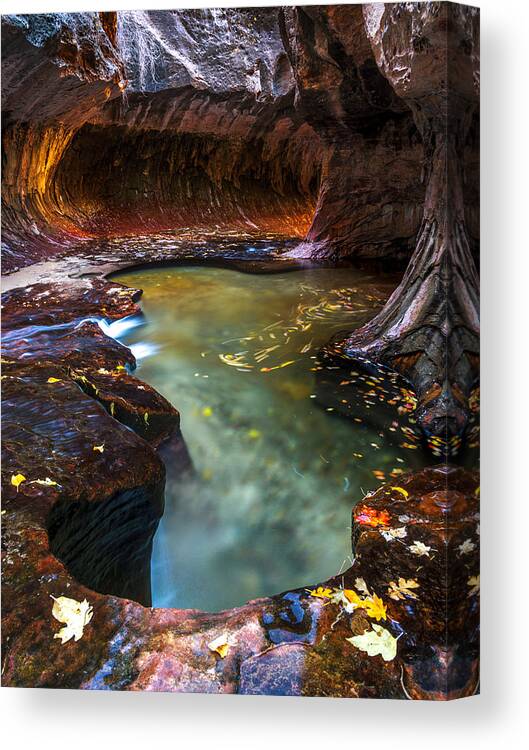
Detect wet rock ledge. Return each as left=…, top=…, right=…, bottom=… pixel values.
left=1, top=278, right=478, bottom=697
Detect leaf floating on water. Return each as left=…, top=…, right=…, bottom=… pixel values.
left=219, top=353, right=252, bottom=369
left=144, top=412, right=149, bottom=424
left=260, top=360, right=296, bottom=373
left=11, top=473, right=26, bottom=491
left=93, top=444, right=105, bottom=453
left=347, top=624, right=398, bottom=662
left=387, top=578, right=420, bottom=601
left=51, top=595, right=93, bottom=644
left=247, top=429, right=261, bottom=439
left=208, top=633, right=230, bottom=658
left=109, top=402, right=115, bottom=416
left=47, top=377, right=62, bottom=384
left=202, top=406, right=213, bottom=417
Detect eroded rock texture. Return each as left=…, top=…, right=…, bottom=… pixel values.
left=1, top=9, right=321, bottom=269
left=1, top=5, right=479, bottom=696
left=336, top=3, right=480, bottom=453
left=280, top=4, right=424, bottom=260
left=2, top=354, right=479, bottom=702
left=1, top=5, right=479, bottom=445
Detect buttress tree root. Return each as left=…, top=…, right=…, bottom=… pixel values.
left=331, top=3, right=480, bottom=455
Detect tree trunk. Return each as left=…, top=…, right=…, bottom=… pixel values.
left=335, top=130, right=479, bottom=450
left=329, top=3, right=481, bottom=454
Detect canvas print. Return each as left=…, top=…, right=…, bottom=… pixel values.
left=1, top=3, right=480, bottom=698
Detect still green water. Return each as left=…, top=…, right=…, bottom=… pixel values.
left=115, top=264, right=423, bottom=611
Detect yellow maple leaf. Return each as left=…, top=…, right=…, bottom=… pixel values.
left=51, top=595, right=93, bottom=644
left=347, top=624, right=398, bottom=661
left=208, top=633, right=230, bottom=658
left=11, top=473, right=26, bottom=491
left=363, top=593, right=388, bottom=621
left=343, top=589, right=363, bottom=607
left=307, top=586, right=333, bottom=599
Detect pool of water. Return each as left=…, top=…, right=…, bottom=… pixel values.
left=115, top=263, right=426, bottom=611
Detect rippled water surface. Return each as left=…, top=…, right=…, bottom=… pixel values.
left=115, top=263, right=425, bottom=611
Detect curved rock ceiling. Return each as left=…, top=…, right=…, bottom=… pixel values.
left=1, top=6, right=466, bottom=271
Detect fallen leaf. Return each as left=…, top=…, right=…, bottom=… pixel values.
left=51, top=595, right=93, bottom=644
left=381, top=526, right=407, bottom=542
left=347, top=624, right=398, bottom=661
left=355, top=577, right=370, bottom=596
left=387, top=578, right=420, bottom=600
left=93, top=444, right=105, bottom=453
left=260, top=360, right=296, bottom=373
left=247, top=429, right=261, bottom=439
left=467, top=575, right=480, bottom=596
left=362, top=593, right=388, bottom=622
left=458, top=539, right=476, bottom=555
left=307, top=586, right=333, bottom=599
left=208, top=633, right=230, bottom=658
left=355, top=505, right=391, bottom=527
left=390, top=486, right=409, bottom=498
left=342, top=589, right=364, bottom=610
left=31, top=477, right=59, bottom=487
left=202, top=406, right=213, bottom=417
left=47, top=377, right=62, bottom=384
left=328, top=588, right=352, bottom=606
left=408, top=541, right=432, bottom=557
left=11, top=473, right=26, bottom=491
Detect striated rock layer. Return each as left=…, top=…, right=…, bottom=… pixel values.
left=1, top=5, right=479, bottom=695
left=1, top=5, right=479, bottom=446
left=1, top=9, right=321, bottom=269
left=1, top=6, right=432, bottom=270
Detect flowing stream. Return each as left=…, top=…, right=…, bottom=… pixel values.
left=115, top=262, right=426, bottom=611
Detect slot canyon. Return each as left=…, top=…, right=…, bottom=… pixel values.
left=1, top=4, right=479, bottom=697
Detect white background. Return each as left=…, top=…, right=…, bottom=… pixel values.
left=1, top=0, right=527, bottom=746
